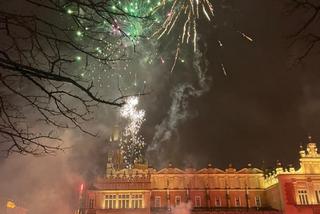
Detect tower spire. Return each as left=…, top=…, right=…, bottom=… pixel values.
left=299, top=136, right=320, bottom=173
left=106, top=124, right=124, bottom=177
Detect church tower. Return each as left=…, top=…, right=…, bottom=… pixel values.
left=106, top=125, right=124, bottom=177
left=299, top=136, right=320, bottom=174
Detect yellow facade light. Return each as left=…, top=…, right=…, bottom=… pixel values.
left=6, top=200, right=16, bottom=209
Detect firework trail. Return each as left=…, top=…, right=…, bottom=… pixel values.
left=152, top=0, right=215, bottom=71
left=153, top=0, right=214, bottom=51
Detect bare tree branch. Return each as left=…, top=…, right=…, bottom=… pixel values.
left=0, top=0, right=150, bottom=156
left=286, top=0, right=320, bottom=62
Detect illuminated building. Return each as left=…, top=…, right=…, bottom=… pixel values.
left=80, top=132, right=320, bottom=214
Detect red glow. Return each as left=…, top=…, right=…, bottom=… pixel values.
left=80, top=183, right=84, bottom=192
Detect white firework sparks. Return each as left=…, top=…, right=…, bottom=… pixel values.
left=120, top=96, right=146, bottom=166
left=120, top=97, right=145, bottom=138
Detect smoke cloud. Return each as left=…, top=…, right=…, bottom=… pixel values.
left=172, top=202, right=193, bottom=214
left=147, top=43, right=211, bottom=166
left=0, top=128, right=111, bottom=214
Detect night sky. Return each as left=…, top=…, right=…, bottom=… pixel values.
left=142, top=0, right=320, bottom=169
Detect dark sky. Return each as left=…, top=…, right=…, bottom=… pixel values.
left=142, top=0, right=320, bottom=169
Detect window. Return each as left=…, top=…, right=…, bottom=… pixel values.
left=118, top=195, right=122, bottom=208
left=126, top=195, right=130, bottom=208
left=175, top=196, right=181, bottom=206
left=316, top=190, right=320, bottom=204
left=105, top=194, right=116, bottom=209
left=298, top=190, right=309, bottom=205
left=105, top=193, right=144, bottom=209
left=235, top=197, right=241, bottom=207
left=155, top=196, right=161, bottom=208
left=89, top=198, right=94, bottom=208
left=195, top=196, right=201, bottom=207
left=255, top=196, right=261, bottom=207
left=132, top=194, right=143, bottom=208
left=215, top=197, right=221, bottom=207
left=118, top=194, right=130, bottom=209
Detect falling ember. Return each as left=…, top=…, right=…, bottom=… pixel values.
left=221, top=63, right=227, bottom=76
left=238, top=31, right=254, bottom=42
left=170, top=45, right=180, bottom=73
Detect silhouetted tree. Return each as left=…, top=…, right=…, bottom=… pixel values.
left=0, top=0, right=146, bottom=155
left=287, top=0, right=320, bottom=62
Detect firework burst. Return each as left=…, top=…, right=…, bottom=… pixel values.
left=152, top=0, right=214, bottom=52
left=119, top=97, right=146, bottom=167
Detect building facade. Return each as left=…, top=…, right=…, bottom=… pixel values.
left=80, top=135, right=320, bottom=214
